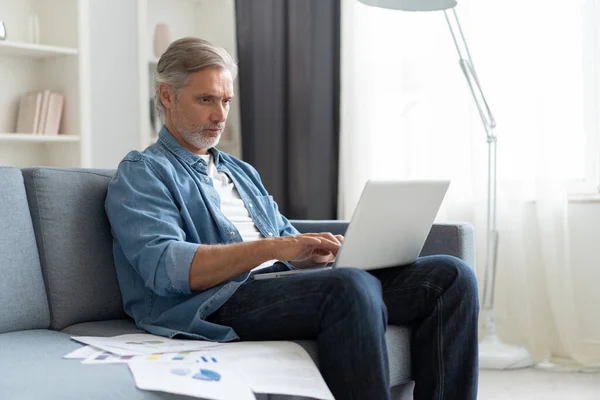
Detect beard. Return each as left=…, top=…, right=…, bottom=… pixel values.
left=172, top=106, right=224, bottom=151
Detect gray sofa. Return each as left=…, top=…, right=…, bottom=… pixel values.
left=0, top=166, right=475, bottom=400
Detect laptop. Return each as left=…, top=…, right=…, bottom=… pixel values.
left=253, top=180, right=450, bottom=280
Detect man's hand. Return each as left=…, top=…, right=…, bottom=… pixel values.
left=307, top=234, right=344, bottom=264
left=189, top=232, right=343, bottom=291
left=269, top=233, right=344, bottom=267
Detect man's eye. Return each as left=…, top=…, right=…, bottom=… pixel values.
left=200, top=98, right=211, bottom=103
left=223, top=99, right=231, bottom=105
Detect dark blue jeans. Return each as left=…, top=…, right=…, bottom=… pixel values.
left=207, top=255, right=479, bottom=400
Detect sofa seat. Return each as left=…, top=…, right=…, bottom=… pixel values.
left=0, top=329, right=185, bottom=400
left=62, top=319, right=413, bottom=387
left=0, top=324, right=412, bottom=400
left=60, top=318, right=146, bottom=337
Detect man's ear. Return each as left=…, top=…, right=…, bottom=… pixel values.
left=159, top=83, right=175, bottom=112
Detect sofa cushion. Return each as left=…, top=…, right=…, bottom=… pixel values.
left=384, top=325, right=412, bottom=386
left=0, top=166, right=50, bottom=333
left=62, top=318, right=144, bottom=336
left=0, top=329, right=184, bottom=399
left=0, top=329, right=412, bottom=400
left=61, top=318, right=413, bottom=388
left=22, top=168, right=125, bottom=330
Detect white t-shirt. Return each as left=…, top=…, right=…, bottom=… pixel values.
left=199, top=154, right=277, bottom=270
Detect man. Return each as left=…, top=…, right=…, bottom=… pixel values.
left=105, top=37, right=479, bottom=400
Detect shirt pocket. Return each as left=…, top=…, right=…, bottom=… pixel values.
left=255, top=195, right=279, bottom=235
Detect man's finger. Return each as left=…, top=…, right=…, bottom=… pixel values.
left=303, top=232, right=342, bottom=245
left=296, top=236, right=322, bottom=247
left=311, top=237, right=341, bottom=251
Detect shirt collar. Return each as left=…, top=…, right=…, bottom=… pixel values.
left=157, top=125, right=222, bottom=167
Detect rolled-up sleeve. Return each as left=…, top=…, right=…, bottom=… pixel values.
left=105, top=157, right=199, bottom=296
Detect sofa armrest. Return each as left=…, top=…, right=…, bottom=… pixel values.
left=420, top=222, right=475, bottom=268
left=290, top=220, right=475, bottom=268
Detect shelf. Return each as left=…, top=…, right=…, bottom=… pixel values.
left=0, top=41, right=78, bottom=59
left=0, top=133, right=80, bottom=143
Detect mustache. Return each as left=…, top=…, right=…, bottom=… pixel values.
left=203, top=124, right=224, bottom=130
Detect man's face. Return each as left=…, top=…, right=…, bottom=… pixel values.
left=163, top=67, right=234, bottom=153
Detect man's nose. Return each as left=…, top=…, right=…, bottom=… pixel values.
left=211, top=104, right=227, bottom=123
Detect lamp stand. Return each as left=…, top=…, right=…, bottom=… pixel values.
left=444, top=9, right=534, bottom=370
left=478, top=133, right=533, bottom=369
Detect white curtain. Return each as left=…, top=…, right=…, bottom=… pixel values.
left=339, top=0, right=600, bottom=367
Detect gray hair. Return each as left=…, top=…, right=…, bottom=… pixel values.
left=153, top=37, right=238, bottom=118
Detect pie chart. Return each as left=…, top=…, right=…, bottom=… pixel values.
left=192, top=369, right=221, bottom=382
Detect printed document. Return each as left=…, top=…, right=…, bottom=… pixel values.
left=128, top=361, right=256, bottom=400
left=71, top=333, right=226, bottom=356
left=63, top=345, right=100, bottom=359
left=67, top=334, right=334, bottom=400
left=223, top=342, right=334, bottom=400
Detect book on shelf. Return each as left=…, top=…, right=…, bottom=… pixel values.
left=42, top=93, right=65, bottom=135
left=37, top=90, right=51, bottom=134
left=15, top=91, right=42, bottom=134
left=15, top=90, right=65, bottom=135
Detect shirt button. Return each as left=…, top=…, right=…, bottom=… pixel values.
left=227, top=284, right=233, bottom=288
left=268, top=232, right=273, bottom=236
left=248, top=203, right=253, bottom=208
left=204, top=177, right=209, bottom=182
left=230, top=231, right=236, bottom=236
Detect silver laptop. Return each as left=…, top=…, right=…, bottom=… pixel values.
left=254, top=180, right=450, bottom=280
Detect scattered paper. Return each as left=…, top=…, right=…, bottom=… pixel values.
left=67, top=335, right=334, bottom=400
left=82, top=351, right=137, bottom=364
left=128, top=361, right=256, bottom=400
left=128, top=341, right=333, bottom=400
left=63, top=345, right=101, bottom=359
left=82, top=350, right=206, bottom=365
left=71, top=333, right=226, bottom=356
left=225, top=342, right=334, bottom=400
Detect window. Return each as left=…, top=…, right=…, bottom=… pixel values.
left=576, top=0, right=600, bottom=193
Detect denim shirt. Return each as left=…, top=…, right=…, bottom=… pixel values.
left=105, top=127, right=299, bottom=341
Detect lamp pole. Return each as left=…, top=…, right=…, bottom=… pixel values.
left=443, top=8, right=499, bottom=312
left=443, top=7, right=533, bottom=370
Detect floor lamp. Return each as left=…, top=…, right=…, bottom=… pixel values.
left=357, top=0, right=534, bottom=369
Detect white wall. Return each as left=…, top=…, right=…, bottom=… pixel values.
left=88, top=0, right=141, bottom=169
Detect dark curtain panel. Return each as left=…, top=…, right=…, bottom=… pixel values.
left=235, top=0, right=341, bottom=220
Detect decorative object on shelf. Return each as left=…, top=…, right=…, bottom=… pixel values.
left=0, top=21, right=7, bottom=40
left=29, top=14, right=40, bottom=44
left=153, top=23, right=171, bottom=59
left=357, top=0, right=533, bottom=370
left=16, top=90, right=64, bottom=135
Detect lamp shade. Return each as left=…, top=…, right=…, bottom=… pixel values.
left=358, top=0, right=456, bottom=11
